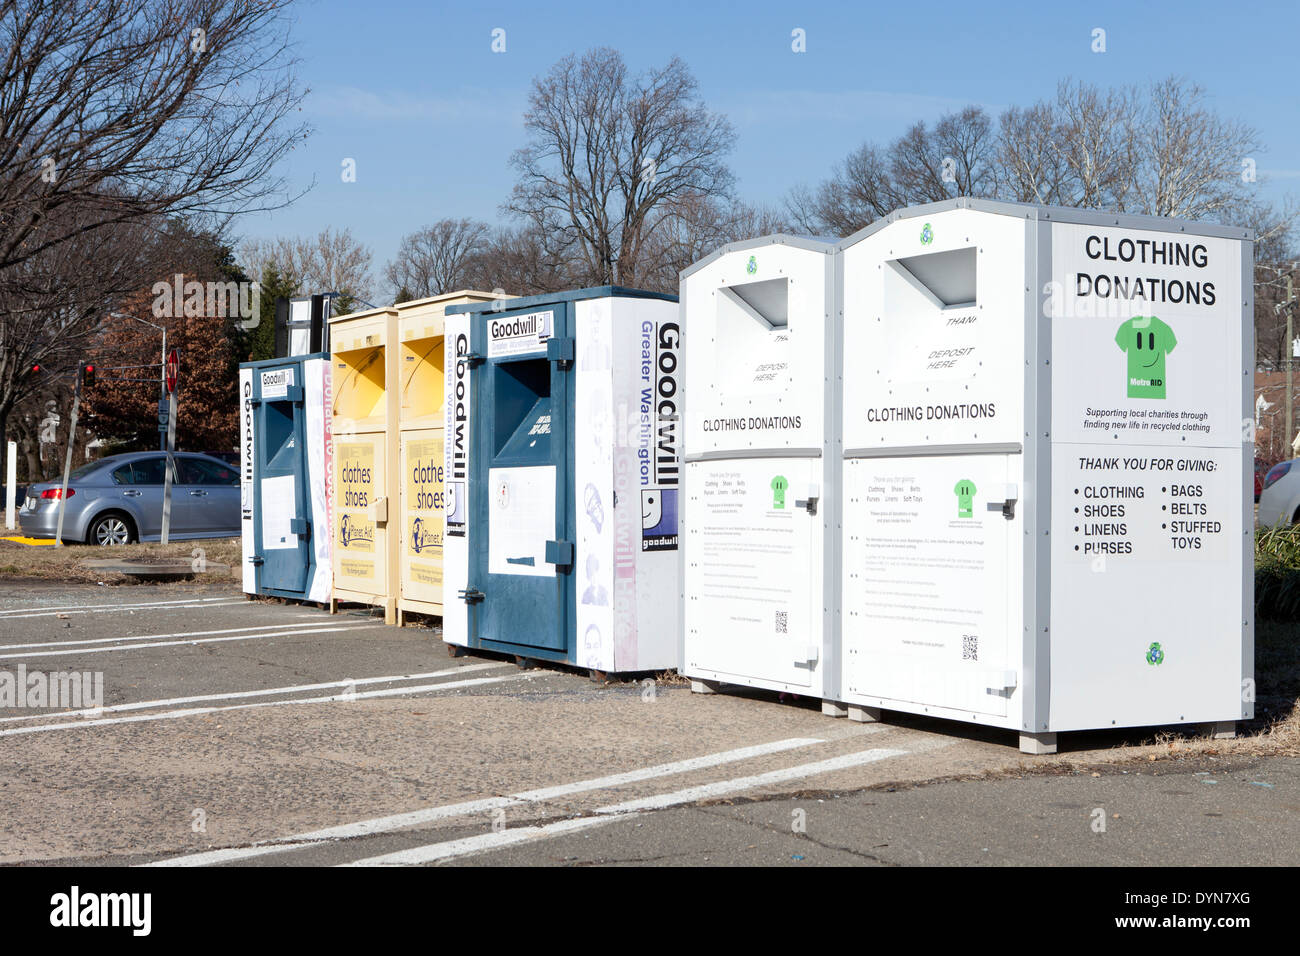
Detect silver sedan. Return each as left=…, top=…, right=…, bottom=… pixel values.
left=18, top=451, right=239, bottom=544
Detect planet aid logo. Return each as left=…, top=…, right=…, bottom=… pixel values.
left=953, top=479, right=976, bottom=518
left=1115, top=314, right=1176, bottom=399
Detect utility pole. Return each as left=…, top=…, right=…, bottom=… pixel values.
left=1288, top=275, right=1297, bottom=457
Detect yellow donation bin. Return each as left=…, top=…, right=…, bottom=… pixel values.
left=396, top=291, right=512, bottom=625
left=330, top=305, right=400, bottom=622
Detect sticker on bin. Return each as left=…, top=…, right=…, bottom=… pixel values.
left=487, top=310, right=553, bottom=358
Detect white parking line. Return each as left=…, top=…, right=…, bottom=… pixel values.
left=2, top=672, right=528, bottom=738
left=0, top=661, right=511, bottom=723
left=0, top=623, right=386, bottom=659
left=142, top=737, right=828, bottom=867
left=0, top=596, right=234, bottom=616
left=345, top=747, right=909, bottom=866
left=0, top=598, right=246, bottom=620
left=0, top=620, right=362, bottom=652
left=342, top=818, right=613, bottom=867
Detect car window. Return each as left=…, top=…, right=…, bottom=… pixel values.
left=68, top=461, right=105, bottom=480
left=130, top=457, right=168, bottom=485
left=179, top=457, right=238, bottom=486
left=111, top=464, right=134, bottom=485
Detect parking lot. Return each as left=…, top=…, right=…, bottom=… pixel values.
left=0, top=577, right=1295, bottom=867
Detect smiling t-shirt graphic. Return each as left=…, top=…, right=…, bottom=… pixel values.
left=1115, top=316, right=1176, bottom=399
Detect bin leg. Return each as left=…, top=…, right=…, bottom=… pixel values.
left=690, top=679, right=720, bottom=695
left=1019, top=732, right=1057, bottom=755
left=822, top=700, right=848, bottom=718
left=847, top=704, right=881, bottom=723
left=446, top=643, right=466, bottom=658
left=329, top=597, right=338, bottom=615
left=396, top=607, right=405, bottom=627
left=1204, top=720, right=1236, bottom=740
left=383, top=597, right=397, bottom=626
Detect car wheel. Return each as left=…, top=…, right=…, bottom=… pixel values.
left=88, top=512, right=135, bottom=546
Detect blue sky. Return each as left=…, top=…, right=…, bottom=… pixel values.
left=241, top=0, right=1300, bottom=296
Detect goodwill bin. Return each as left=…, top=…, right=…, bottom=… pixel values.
left=678, top=236, right=844, bottom=712
left=395, top=291, right=512, bottom=624
left=238, top=354, right=333, bottom=602
left=442, top=287, right=682, bottom=674
left=837, top=198, right=1253, bottom=753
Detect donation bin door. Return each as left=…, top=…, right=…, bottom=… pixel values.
left=470, top=307, right=571, bottom=653
left=255, top=386, right=311, bottom=595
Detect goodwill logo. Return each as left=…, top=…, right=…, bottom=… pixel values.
left=447, top=330, right=471, bottom=535
left=487, top=309, right=553, bottom=358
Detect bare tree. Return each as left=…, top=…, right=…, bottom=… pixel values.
left=786, top=107, right=996, bottom=237
left=384, top=218, right=491, bottom=301
left=240, top=227, right=374, bottom=309
left=507, top=48, right=735, bottom=288
left=0, top=0, right=308, bottom=274
left=0, top=0, right=307, bottom=484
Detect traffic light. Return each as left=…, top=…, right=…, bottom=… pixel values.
left=81, top=362, right=95, bottom=388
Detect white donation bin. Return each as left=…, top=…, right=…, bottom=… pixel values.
left=838, top=198, right=1253, bottom=753
left=679, top=236, right=843, bottom=711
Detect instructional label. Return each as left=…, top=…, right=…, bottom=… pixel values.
left=1059, top=449, right=1232, bottom=563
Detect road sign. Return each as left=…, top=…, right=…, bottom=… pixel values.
left=166, top=349, right=180, bottom=393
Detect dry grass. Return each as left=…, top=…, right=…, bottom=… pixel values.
left=0, top=536, right=241, bottom=585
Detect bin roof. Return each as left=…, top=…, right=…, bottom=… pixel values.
left=444, top=285, right=676, bottom=315
left=836, top=197, right=1254, bottom=250
left=679, top=233, right=838, bottom=281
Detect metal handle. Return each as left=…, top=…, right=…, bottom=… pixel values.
left=123, top=490, right=141, bottom=497
left=189, top=489, right=206, bottom=497
left=794, top=497, right=819, bottom=515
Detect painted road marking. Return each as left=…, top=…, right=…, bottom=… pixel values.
left=0, top=623, right=386, bottom=659
left=1, top=672, right=528, bottom=738
left=143, top=737, right=829, bottom=867
left=0, top=620, right=366, bottom=652
left=345, top=747, right=910, bottom=866
left=0, top=597, right=245, bottom=619
left=0, top=661, right=511, bottom=723
left=341, top=818, right=613, bottom=867
left=0, top=597, right=233, bottom=616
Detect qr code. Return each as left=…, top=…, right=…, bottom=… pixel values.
left=775, top=610, right=788, bottom=634
left=962, top=634, right=978, bottom=661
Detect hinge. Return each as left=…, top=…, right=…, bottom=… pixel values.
left=459, top=588, right=485, bottom=605
left=465, top=351, right=486, bottom=368
left=249, top=555, right=264, bottom=566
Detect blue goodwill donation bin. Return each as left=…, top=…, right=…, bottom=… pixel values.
left=239, top=353, right=333, bottom=602
left=442, top=287, right=683, bottom=675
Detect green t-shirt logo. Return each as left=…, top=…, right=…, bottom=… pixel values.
left=953, top=479, right=977, bottom=518
left=771, top=475, right=788, bottom=509
left=1115, top=315, right=1176, bottom=399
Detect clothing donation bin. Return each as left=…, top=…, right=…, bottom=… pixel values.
left=329, top=304, right=400, bottom=622
left=678, top=236, right=844, bottom=712
left=238, top=354, right=333, bottom=602
left=395, top=291, right=512, bottom=624
left=442, top=287, right=682, bottom=674
left=837, top=198, right=1253, bottom=753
